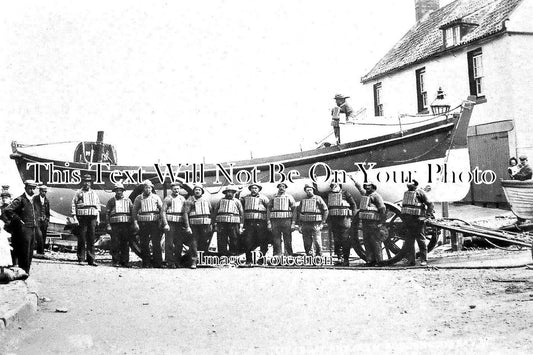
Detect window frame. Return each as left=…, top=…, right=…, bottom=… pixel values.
left=467, top=48, right=485, bottom=100
left=415, top=67, right=428, bottom=113
left=373, top=82, right=383, bottom=117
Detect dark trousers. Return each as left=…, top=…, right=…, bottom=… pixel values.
left=301, top=222, right=322, bottom=256
left=271, top=219, right=292, bottom=256
left=139, top=221, right=162, bottom=267
left=362, top=221, right=382, bottom=263
left=243, top=220, right=268, bottom=262
left=35, top=220, right=48, bottom=254
left=183, top=231, right=198, bottom=264
left=329, top=217, right=351, bottom=260
left=403, top=216, right=427, bottom=263
left=78, top=216, right=97, bottom=263
left=193, top=224, right=213, bottom=254
left=165, top=223, right=186, bottom=266
left=110, top=223, right=131, bottom=264
left=217, top=223, right=239, bottom=256
left=12, top=225, right=35, bottom=273
left=333, top=126, right=341, bottom=144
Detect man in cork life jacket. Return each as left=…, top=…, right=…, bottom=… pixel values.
left=241, top=183, right=269, bottom=264
left=3, top=180, right=38, bottom=274
left=331, top=94, right=355, bottom=145
left=326, top=182, right=356, bottom=266
left=296, top=184, right=328, bottom=256
left=106, top=182, right=133, bottom=267
left=267, top=182, right=297, bottom=256
left=71, top=174, right=101, bottom=266
left=132, top=180, right=164, bottom=268
left=213, top=184, right=243, bottom=257
left=400, top=180, right=434, bottom=266
left=162, top=182, right=192, bottom=268
left=357, top=181, right=386, bottom=266
left=185, top=184, right=213, bottom=257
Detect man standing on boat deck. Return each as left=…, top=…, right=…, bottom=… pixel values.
left=331, top=94, right=355, bottom=145
left=326, top=182, right=356, bottom=266
left=132, top=180, right=164, bottom=268
left=185, top=184, right=213, bottom=260
left=241, top=183, right=269, bottom=264
left=106, top=182, right=133, bottom=267
left=511, top=155, right=533, bottom=181
left=296, top=184, right=328, bottom=256
left=72, top=175, right=101, bottom=266
left=354, top=180, right=386, bottom=266
left=213, top=185, right=243, bottom=257
left=3, top=180, right=38, bottom=274
left=33, top=185, right=50, bottom=256
left=400, top=180, right=434, bottom=266
left=267, top=182, right=297, bottom=256
left=161, top=182, right=191, bottom=268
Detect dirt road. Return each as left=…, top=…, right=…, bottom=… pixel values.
left=1, top=259, right=532, bottom=354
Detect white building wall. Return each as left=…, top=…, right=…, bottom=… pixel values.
left=362, top=32, right=533, bottom=158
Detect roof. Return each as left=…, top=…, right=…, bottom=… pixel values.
left=361, top=0, right=523, bottom=83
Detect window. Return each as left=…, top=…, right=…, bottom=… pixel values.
left=467, top=48, right=484, bottom=97
left=444, top=25, right=461, bottom=48
left=415, top=67, right=428, bottom=113
left=373, top=82, right=383, bottom=116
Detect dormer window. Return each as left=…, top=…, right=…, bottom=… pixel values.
left=444, top=26, right=461, bottom=47
left=440, top=19, right=478, bottom=49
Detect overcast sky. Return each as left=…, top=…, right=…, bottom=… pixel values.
left=0, top=0, right=454, bottom=191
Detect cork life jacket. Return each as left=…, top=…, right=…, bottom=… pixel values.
left=327, top=191, right=352, bottom=217
left=299, top=197, right=322, bottom=222
left=270, top=195, right=292, bottom=219
left=216, top=198, right=240, bottom=223
left=188, top=197, right=211, bottom=225
left=137, top=195, right=160, bottom=222
left=359, top=195, right=380, bottom=221
left=166, top=196, right=185, bottom=223
left=401, top=190, right=424, bottom=216
left=76, top=190, right=99, bottom=216
left=243, top=195, right=267, bottom=221
left=109, top=198, right=132, bottom=224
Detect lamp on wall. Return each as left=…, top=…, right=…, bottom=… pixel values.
left=430, top=87, right=451, bottom=115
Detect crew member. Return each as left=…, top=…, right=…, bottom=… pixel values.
left=132, top=180, right=163, bottom=268
left=267, top=182, right=296, bottom=256
left=4, top=180, right=38, bottom=274
left=326, top=182, right=356, bottom=266
left=511, top=155, right=532, bottom=181
left=185, top=184, right=212, bottom=259
left=400, top=180, right=434, bottom=266
left=357, top=181, right=386, bottom=266
left=0, top=190, right=14, bottom=265
left=296, top=184, right=328, bottom=256
left=71, top=174, right=101, bottom=266
left=161, top=182, right=190, bottom=268
left=213, top=185, right=243, bottom=257
left=33, top=185, right=50, bottom=256
left=106, top=182, right=133, bottom=267
left=331, top=94, right=355, bottom=145
left=241, top=183, right=269, bottom=264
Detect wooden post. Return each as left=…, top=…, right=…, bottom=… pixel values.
left=442, top=202, right=449, bottom=245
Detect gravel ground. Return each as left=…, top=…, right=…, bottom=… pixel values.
left=1, top=257, right=532, bottom=354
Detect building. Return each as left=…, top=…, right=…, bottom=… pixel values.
left=360, top=0, right=533, bottom=205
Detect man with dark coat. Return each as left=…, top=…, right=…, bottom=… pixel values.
left=3, top=180, right=38, bottom=274
left=511, top=155, right=533, bottom=181
left=33, top=185, right=50, bottom=255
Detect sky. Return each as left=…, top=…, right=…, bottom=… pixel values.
left=0, top=0, right=454, bottom=193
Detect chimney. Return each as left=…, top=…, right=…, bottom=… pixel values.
left=415, top=0, right=439, bottom=22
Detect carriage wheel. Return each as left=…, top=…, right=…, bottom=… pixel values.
left=351, top=202, right=438, bottom=266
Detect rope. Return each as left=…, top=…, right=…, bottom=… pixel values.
left=350, top=104, right=463, bottom=127
left=16, top=141, right=79, bottom=148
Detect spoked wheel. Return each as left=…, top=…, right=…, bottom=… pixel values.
left=129, top=233, right=166, bottom=259
left=351, top=202, right=439, bottom=265
left=352, top=202, right=405, bottom=265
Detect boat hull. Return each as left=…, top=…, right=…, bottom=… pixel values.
left=501, top=179, right=533, bottom=219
